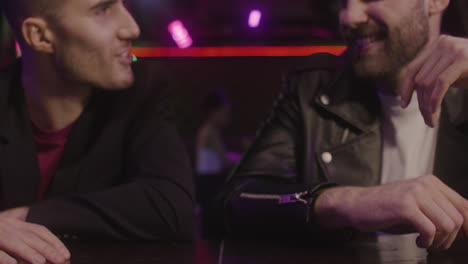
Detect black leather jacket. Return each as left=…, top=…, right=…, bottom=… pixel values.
left=218, top=53, right=468, bottom=236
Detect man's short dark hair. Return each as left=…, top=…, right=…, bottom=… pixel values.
left=1, top=0, right=63, bottom=38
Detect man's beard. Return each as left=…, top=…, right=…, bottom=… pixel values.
left=342, top=6, right=429, bottom=81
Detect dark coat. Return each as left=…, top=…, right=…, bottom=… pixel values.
left=0, top=60, right=195, bottom=241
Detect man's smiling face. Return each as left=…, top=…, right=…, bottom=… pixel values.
left=339, top=0, right=430, bottom=80
left=50, top=0, right=141, bottom=90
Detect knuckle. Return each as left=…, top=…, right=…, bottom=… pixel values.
left=436, top=74, right=449, bottom=87
left=408, top=181, right=426, bottom=195
left=414, top=77, right=427, bottom=89
left=31, top=223, right=45, bottom=231
left=445, top=38, right=459, bottom=52
left=39, top=243, right=53, bottom=255
left=31, top=224, right=51, bottom=235
left=440, top=220, right=456, bottom=234
left=454, top=213, right=464, bottom=229
left=463, top=206, right=468, bottom=222
left=420, top=175, right=437, bottom=186
left=405, top=65, right=416, bottom=76
left=37, top=225, right=49, bottom=234
left=400, top=193, right=415, bottom=208
left=452, top=42, right=466, bottom=55
left=462, top=49, right=468, bottom=59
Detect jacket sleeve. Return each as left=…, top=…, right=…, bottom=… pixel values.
left=217, top=72, right=340, bottom=238
left=26, top=84, right=195, bottom=241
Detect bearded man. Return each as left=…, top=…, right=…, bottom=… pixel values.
left=0, top=0, right=194, bottom=263
left=219, top=0, right=468, bottom=251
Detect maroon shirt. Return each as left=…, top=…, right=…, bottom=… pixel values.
left=32, top=122, right=74, bottom=201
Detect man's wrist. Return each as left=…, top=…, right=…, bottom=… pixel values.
left=313, top=186, right=361, bottom=229
left=306, top=183, right=340, bottom=227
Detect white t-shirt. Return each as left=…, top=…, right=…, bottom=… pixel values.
left=379, top=93, right=439, bottom=184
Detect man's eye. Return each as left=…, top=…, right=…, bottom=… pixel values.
left=96, top=5, right=111, bottom=15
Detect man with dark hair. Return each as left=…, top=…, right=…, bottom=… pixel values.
left=1, top=0, right=62, bottom=33
left=220, top=0, right=468, bottom=251
left=0, top=0, right=194, bottom=264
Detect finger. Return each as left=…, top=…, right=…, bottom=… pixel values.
left=25, top=224, right=70, bottom=259
left=413, top=46, right=444, bottom=106
left=0, top=250, right=16, bottom=264
left=21, top=231, right=68, bottom=264
left=438, top=227, right=461, bottom=251
left=417, top=196, right=457, bottom=250
left=416, top=88, right=440, bottom=127
left=429, top=191, right=464, bottom=250
left=407, top=210, right=436, bottom=248
left=415, top=53, right=454, bottom=114
left=400, top=74, right=415, bottom=108
left=437, top=186, right=468, bottom=240
left=416, top=88, right=433, bottom=127
left=401, top=40, right=439, bottom=107
left=431, top=60, right=468, bottom=113
left=0, top=236, right=45, bottom=264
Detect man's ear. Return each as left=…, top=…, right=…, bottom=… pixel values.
left=428, top=0, right=450, bottom=15
left=21, top=17, right=55, bottom=53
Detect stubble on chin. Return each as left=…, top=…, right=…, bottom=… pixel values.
left=350, top=9, right=429, bottom=83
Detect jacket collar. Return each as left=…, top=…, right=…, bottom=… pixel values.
left=310, top=64, right=468, bottom=133
left=311, top=67, right=381, bottom=134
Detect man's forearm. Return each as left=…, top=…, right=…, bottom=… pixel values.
left=27, top=179, right=194, bottom=241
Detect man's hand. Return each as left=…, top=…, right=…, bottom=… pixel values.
left=400, top=35, right=468, bottom=127
left=0, top=207, right=70, bottom=264
left=315, top=175, right=468, bottom=251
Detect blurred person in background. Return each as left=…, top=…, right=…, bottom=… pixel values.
left=196, top=90, right=235, bottom=175
left=196, top=90, right=241, bottom=206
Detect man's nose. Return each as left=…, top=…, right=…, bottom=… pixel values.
left=118, top=7, right=141, bottom=41
left=339, top=0, right=369, bottom=29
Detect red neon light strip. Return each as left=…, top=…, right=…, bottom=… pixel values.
left=131, top=46, right=346, bottom=57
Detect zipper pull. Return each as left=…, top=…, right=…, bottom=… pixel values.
left=278, top=191, right=308, bottom=205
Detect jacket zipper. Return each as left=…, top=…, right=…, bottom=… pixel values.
left=239, top=191, right=309, bottom=205
left=341, top=128, right=350, bottom=143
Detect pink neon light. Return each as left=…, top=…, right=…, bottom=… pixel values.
left=168, top=20, right=193, bottom=49
left=15, top=41, right=22, bottom=57
left=248, top=10, right=262, bottom=28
